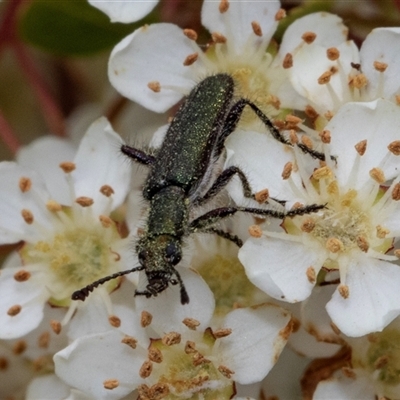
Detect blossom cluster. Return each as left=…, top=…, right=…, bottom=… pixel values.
left=1, top=0, right=400, bottom=399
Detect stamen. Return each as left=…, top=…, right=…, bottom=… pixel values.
left=12, top=340, right=27, bottom=354
left=148, top=81, right=161, bottom=93
left=301, top=218, right=315, bottom=232
left=21, top=209, right=34, bottom=224
left=100, top=185, right=114, bottom=197
left=46, top=200, right=62, bottom=212
left=376, top=225, right=390, bottom=239
left=99, top=215, right=113, bottom=228
left=38, top=332, right=50, bottom=348
left=356, top=236, right=369, bottom=252
left=211, top=32, right=227, bottom=44
left=148, top=347, right=163, bottom=363
left=326, top=237, right=344, bottom=253
left=388, top=141, right=400, bottom=155
left=139, top=360, right=153, bottom=378
left=185, top=341, right=196, bottom=354
left=141, top=311, right=153, bottom=327
left=306, top=266, right=316, bottom=283
left=183, top=29, right=198, bottom=41
left=14, top=270, right=31, bottom=282
left=121, top=335, right=137, bottom=349
left=19, top=177, right=32, bottom=192
left=59, top=162, right=75, bottom=173
left=108, top=315, right=121, bottom=328
left=249, top=225, right=262, bottom=238
left=50, top=320, right=62, bottom=335
left=275, top=8, right=286, bottom=21
left=282, top=53, right=293, bottom=69
left=338, top=284, right=349, bottom=299
left=305, top=105, right=318, bottom=119
left=213, top=328, right=232, bottom=338
left=392, top=183, right=400, bottom=200
left=327, top=47, right=340, bottom=61
left=302, top=31, right=316, bottom=44
left=255, top=188, right=269, bottom=203
left=318, top=71, right=332, bottom=85
left=251, top=21, right=262, bottom=37
left=183, top=53, right=199, bottom=66
left=7, top=305, right=21, bottom=316
left=219, top=0, right=229, bottom=13
left=369, top=168, right=385, bottom=184
left=319, top=130, right=331, bottom=144
left=162, top=332, right=181, bottom=346
left=218, top=365, right=235, bottom=378
left=373, top=61, right=388, bottom=72
left=281, top=162, right=292, bottom=180
left=103, top=379, right=119, bottom=390
left=75, top=197, right=94, bottom=207
left=355, top=140, right=367, bottom=156
left=182, top=317, right=200, bottom=330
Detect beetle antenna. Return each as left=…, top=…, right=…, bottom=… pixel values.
left=173, top=269, right=189, bottom=305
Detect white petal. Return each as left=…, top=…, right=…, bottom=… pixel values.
left=279, top=12, right=348, bottom=59
left=361, top=28, right=400, bottom=101
left=26, top=374, right=70, bottom=400
left=54, top=331, right=147, bottom=399
left=88, top=0, right=158, bottom=23
left=135, top=267, right=215, bottom=333
left=215, top=304, right=291, bottom=384
left=72, top=117, right=131, bottom=214
left=239, top=236, right=323, bottom=302
left=109, top=24, right=201, bottom=112
left=16, top=136, right=76, bottom=204
left=0, top=267, right=49, bottom=339
left=326, top=257, right=400, bottom=336
left=201, top=0, right=280, bottom=53
left=328, top=100, right=400, bottom=189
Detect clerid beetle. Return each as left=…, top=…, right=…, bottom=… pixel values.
left=72, top=74, right=324, bottom=305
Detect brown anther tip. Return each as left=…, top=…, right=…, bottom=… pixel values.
left=183, top=52, right=198, bottom=66
left=396, top=95, right=400, bottom=105
left=182, top=317, right=200, bottom=330
left=388, top=140, right=400, bottom=155
left=355, top=139, right=367, bottom=156
left=211, top=32, right=227, bottom=44
left=306, top=266, right=316, bottom=284
left=312, top=166, right=332, bottom=180
left=183, top=29, right=198, bottom=41
left=351, top=74, right=368, bottom=89
left=394, top=249, right=400, bottom=258
left=289, top=130, right=298, bottom=144
left=7, top=305, right=21, bottom=316
left=327, top=47, right=340, bottom=61
left=149, top=383, right=169, bottom=398
left=100, top=185, right=114, bottom=197
left=301, top=218, right=315, bottom=233
left=301, top=135, right=313, bottom=149
left=255, top=188, right=269, bottom=203
left=121, top=335, right=137, bottom=349
left=162, top=332, right=181, bottom=346
left=12, top=340, right=27, bottom=355
left=219, top=0, right=229, bottom=13
left=268, top=94, right=281, bottom=110
left=103, top=379, right=119, bottom=390
left=148, top=347, right=163, bottom=363
left=75, top=196, right=94, bottom=207
left=19, top=177, right=32, bottom=192
left=324, top=110, right=334, bottom=121
left=318, top=71, right=332, bottom=85
left=213, top=328, right=232, bottom=338
left=141, top=311, right=153, bottom=327
left=282, top=53, right=293, bottom=69
left=139, top=360, right=153, bottom=378
left=218, top=365, right=235, bottom=379
left=285, top=114, right=302, bottom=125
left=305, top=105, right=319, bottom=119
left=14, top=270, right=31, bottom=282
left=50, top=320, right=62, bottom=335
left=59, top=162, right=76, bottom=173
left=21, top=209, right=34, bottom=224
left=338, top=284, right=349, bottom=299
left=376, top=225, right=390, bottom=239
left=369, top=167, right=385, bottom=184
left=108, top=315, right=121, bottom=328
left=99, top=215, right=113, bottom=228
left=302, top=31, right=316, bottom=44
left=392, top=183, right=400, bottom=201
left=356, top=236, right=369, bottom=252
left=282, top=162, right=293, bottom=180
left=38, top=332, right=50, bottom=348
left=251, top=21, right=262, bottom=37
left=148, top=81, right=161, bottom=93
left=192, top=352, right=211, bottom=366
left=373, top=60, right=388, bottom=72
left=319, top=130, right=331, bottom=144
left=275, top=8, right=286, bottom=21
left=326, top=237, right=344, bottom=253
left=184, top=340, right=196, bottom=354
left=0, top=358, right=8, bottom=370
left=46, top=200, right=62, bottom=212
left=248, top=225, right=262, bottom=238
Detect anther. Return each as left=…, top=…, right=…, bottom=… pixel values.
left=318, top=71, right=332, bottom=84
left=183, top=53, right=198, bottom=66
left=0, top=358, right=8, bottom=370
left=21, top=209, right=34, bottom=224
left=211, top=32, right=227, bottom=44
left=268, top=95, right=281, bottom=110
left=46, top=200, right=62, bottom=212
left=289, top=130, right=299, bottom=144
left=255, top=188, right=269, bottom=203
left=305, top=105, right=318, bottom=119
left=396, top=95, right=400, bottom=105
left=139, top=360, right=153, bottom=378
left=327, top=180, right=338, bottom=195
left=38, top=332, right=50, bottom=348
left=193, top=352, right=211, bottom=366
left=313, top=166, right=332, bottom=180
left=162, top=332, right=181, bottom=346
left=327, top=47, right=340, bottom=61
left=7, top=305, right=21, bottom=316
left=326, top=237, right=344, bottom=253
left=149, top=383, right=169, bottom=398
left=392, top=183, right=400, bottom=201
left=12, top=340, right=27, bottom=354
left=306, top=266, right=316, bottom=284
left=219, top=0, right=229, bottom=13
left=301, top=218, right=315, bottom=233
left=103, top=379, right=119, bottom=390
left=355, top=140, right=367, bottom=156
left=351, top=74, right=368, bottom=89
left=185, top=341, right=196, bottom=354
left=213, top=328, right=232, bottom=338
left=19, top=177, right=32, bottom=192
left=50, top=320, right=62, bottom=335
left=75, top=196, right=94, bottom=207
left=286, top=114, right=302, bottom=125
left=301, top=135, right=313, bottom=149
left=369, top=167, right=385, bottom=184
left=251, top=21, right=262, bottom=37
left=182, top=317, right=200, bottom=330
left=324, top=110, right=334, bottom=121
left=141, top=311, right=153, bottom=327
left=394, top=249, right=400, bottom=258
left=374, top=355, right=389, bottom=369
left=108, top=315, right=121, bottom=328
left=388, top=140, right=400, bottom=155
left=376, top=225, right=390, bottom=239
left=59, top=162, right=75, bottom=173
left=302, top=31, right=316, bottom=44
left=183, top=29, right=198, bottom=41
left=100, top=185, right=114, bottom=197
left=275, top=8, right=286, bottom=21
left=373, top=61, right=388, bottom=72
left=338, top=284, right=349, bottom=299
left=342, top=367, right=357, bottom=379
left=148, top=347, right=163, bottom=363
left=248, top=225, right=262, bottom=238
left=282, top=162, right=293, bottom=180
left=282, top=53, right=293, bottom=69
left=218, top=365, right=235, bottom=379
left=121, top=335, right=137, bottom=349
left=356, top=236, right=369, bottom=252
left=99, top=215, right=113, bottom=228
left=148, top=81, right=161, bottom=92
left=14, top=270, right=31, bottom=282
left=319, top=129, right=331, bottom=144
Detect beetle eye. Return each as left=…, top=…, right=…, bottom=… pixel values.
left=138, top=250, right=148, bottom=265
left=165, top=243, right=181, bottom=265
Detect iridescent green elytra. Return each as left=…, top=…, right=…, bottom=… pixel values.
left=72, top=74, right=324, bottom=305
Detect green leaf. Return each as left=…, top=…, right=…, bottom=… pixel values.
left=18, top=0, right=156, bottom=57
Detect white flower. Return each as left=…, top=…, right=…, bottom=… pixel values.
left=88, top=0, right=159, bottom=23
left=54, top=267, right=292, bottom=399
left=0, top=117, right=133, bottom=339
left=234, top=99, right=400, bottom=337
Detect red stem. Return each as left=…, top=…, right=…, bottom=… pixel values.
left=0, top=110, right=21, bottom=154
